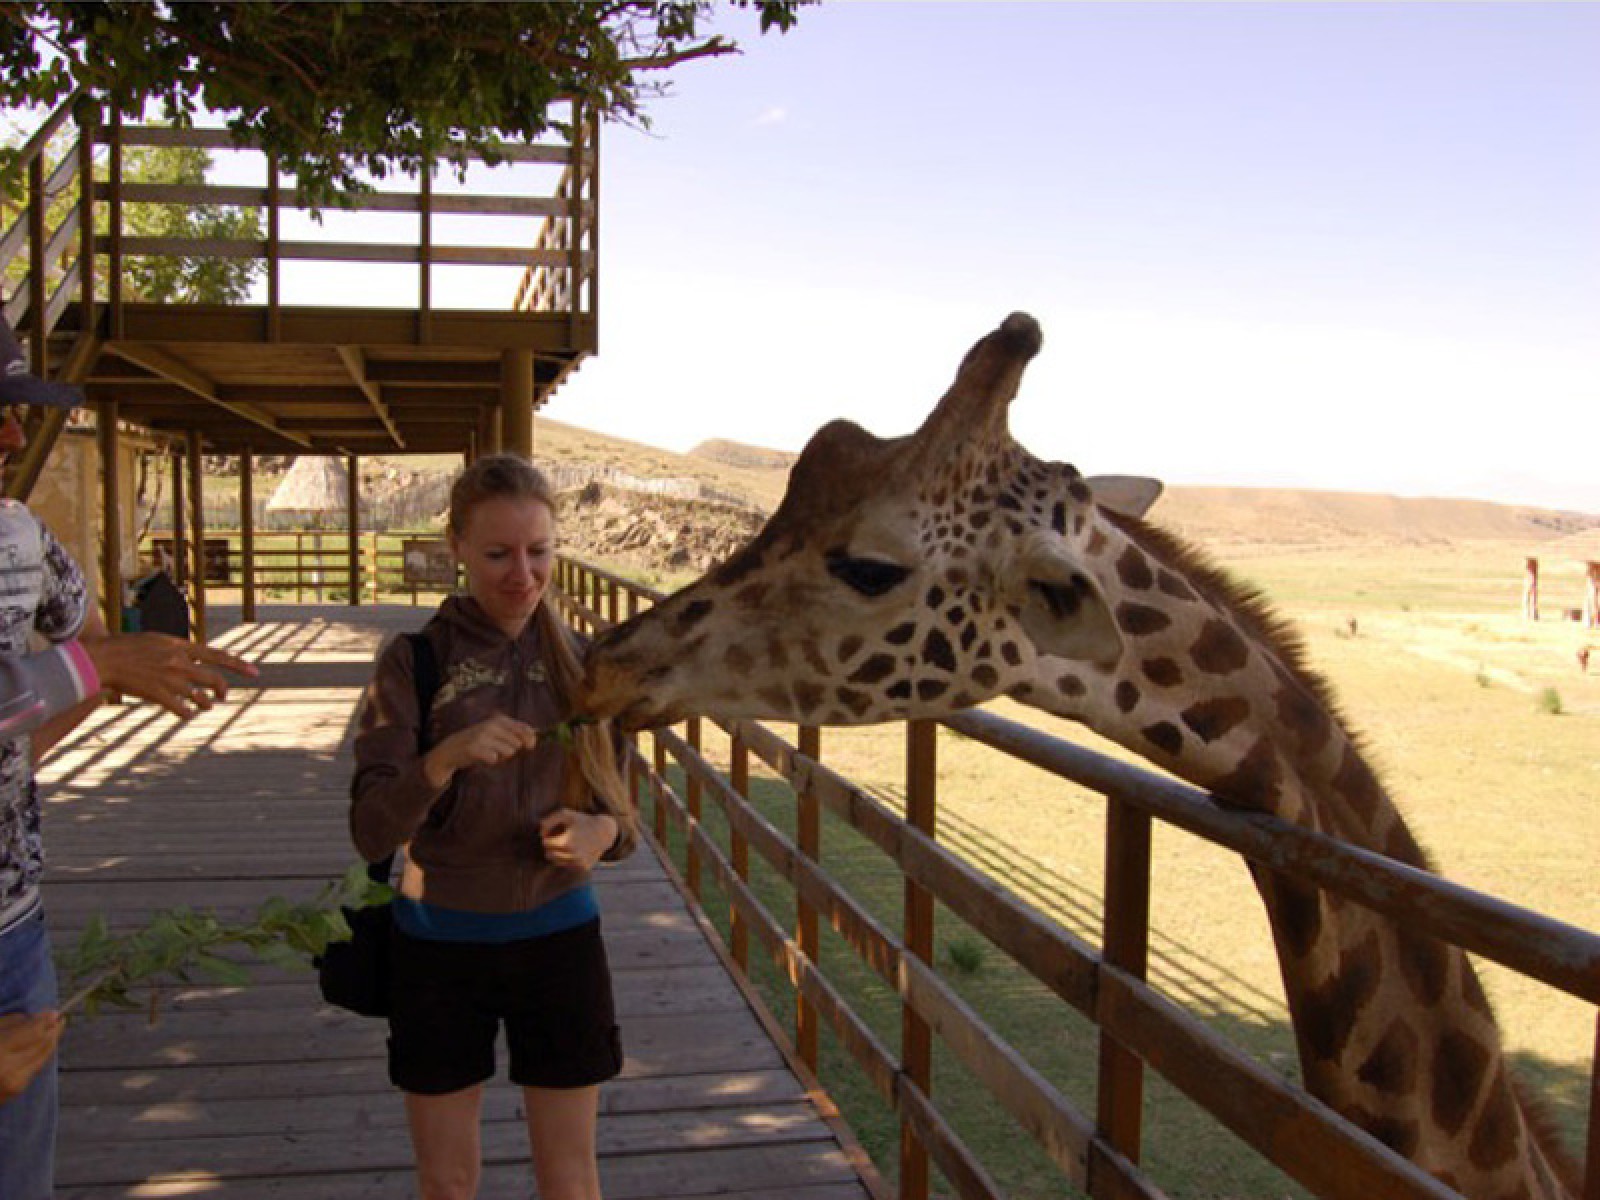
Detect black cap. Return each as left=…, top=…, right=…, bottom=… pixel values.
left=0, top=315, right=81, bottom=409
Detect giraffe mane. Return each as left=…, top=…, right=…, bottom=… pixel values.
left=1101, top=506, right=1438, bottom=874
left=1106, top=507, right=1590, bottom=1188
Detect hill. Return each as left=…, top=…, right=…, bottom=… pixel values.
left=359, top=418, right=1598, bottom=578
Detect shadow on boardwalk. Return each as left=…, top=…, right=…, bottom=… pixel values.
left=41, top=605, right=875, bottom=1200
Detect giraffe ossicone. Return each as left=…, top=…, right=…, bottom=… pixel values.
left=580, top=313, right=1578, bottom=1200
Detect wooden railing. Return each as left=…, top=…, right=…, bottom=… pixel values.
left=554, top=556, right=1600, bottom=1200
left=1, top=91, right=596, bottom=341
left=139, top=530, right=452, bottom=610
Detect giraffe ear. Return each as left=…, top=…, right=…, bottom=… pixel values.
left=1088, top=475, right=1163, bottom=519
left=1014, top=539, right=1125, bottom=667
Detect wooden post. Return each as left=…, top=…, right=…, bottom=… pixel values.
left=1585, top=562, right=1600, bottom=630
left=107, top=109, right=123, bottom=340
left=419, top=161, right=433, bottom=345
left=266, top=155, right=281, bottom=342
left=1585, top=1010, right=1600, bottom=1200
left=685, top=717, right=703, bottom=901
left=1096, top=798, right=1153, bottom=1172
left=170, top=447, right=187, bottom=587
left=479, top=404, right=502, bottom=458
left=797, top=724, right=821, bottom=1071
left=900, top=718, right=937, bottom=1200
left=75, top=97, right=96, bottom=331
left=730, top=727, right=750, bottom=973
left=186, top=428, right=206, bottom=642
left=97, top=399, right=120, bottom=632
left=27, top=149, right=44, bottom=370
left=240, top=448, right=256, bottom=623
left=346, top=453, right=360, bottom=606
left=501, top=350, right=534, bottom=459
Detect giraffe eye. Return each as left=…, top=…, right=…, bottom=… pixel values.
left=826, top=553, right=912, bottom=598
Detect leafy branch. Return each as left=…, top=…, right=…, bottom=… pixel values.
left=56, top=862, right=391, bottom=1020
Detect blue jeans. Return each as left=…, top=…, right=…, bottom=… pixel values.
left=0, top=906, right=58, bottom=1200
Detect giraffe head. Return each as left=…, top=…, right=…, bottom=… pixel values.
left=581, top=313, right=1161, bottom=730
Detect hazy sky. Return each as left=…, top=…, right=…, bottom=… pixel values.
left=534, top=2, right=1599, bottom=514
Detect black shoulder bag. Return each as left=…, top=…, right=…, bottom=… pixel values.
left=317, top=632, right=440, bottom=1017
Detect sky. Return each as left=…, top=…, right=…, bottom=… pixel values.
left=527, top=2, right=1600, bottom=515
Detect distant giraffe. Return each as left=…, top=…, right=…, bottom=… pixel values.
left=1584, top=562, right=1600, bottom=630
left=583, top=313, right=1579, bottom=1200
left=1524, top=556, right=1540, bottom=621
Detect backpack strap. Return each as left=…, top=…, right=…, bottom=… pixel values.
left=366, top=631, right=444, bottom=887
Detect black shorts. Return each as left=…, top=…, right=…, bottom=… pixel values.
left=387, top=917, right=623, bottom=1095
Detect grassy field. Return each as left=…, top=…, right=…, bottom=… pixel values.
left=643, top=535, right=1598, bottom=1199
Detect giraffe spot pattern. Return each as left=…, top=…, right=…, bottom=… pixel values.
left=917, top=680, right=949, bottom=702
left=1300, top=929, right=1382, bottom=1063
left=1274, top=683, right=1332, bottom=757
left=848, top=655, right=898, bottom=685
left=1356, top=1018, right=1419, bottom=1095
left=1213, top=737, right=1282, bottom=812
left=794, top=682, right=825, bottom=715
left=1180, top=696, right=1251, bottom=743
left=1142, top=657, right=1184, bottom=687
left=725, top=644, right=753, bottom=674
left=886, top=622, right=917, bottom=646
left=836, top=688, right=873, bottom=717
left=1116, top=547, right=1155, bottom=590
left=1349, top=1109, right=1420, bottom=1160
left=1117, top=602, right=1172, bottom=637
left=1156, top=570, right=1196, bottom=602
left=1270, top=878, right=1323, bottom=961
left=732, top=582, right=771, bottom=611
left=971, top=664, right=999, bottom=690
left=837, top=636, right=863, bottom=663
left=1142, top=721, right=1183, bottom=756
left=1431, top=1030, right=1490, bottom=1137
left=1466, top=1069, right=1522, bottom=1171
left=1057, top=675, right=1086, bottom=698
left=1398, top=932, right=1451, bottom=1008
left=1192, top=619, right=1250, bottom=674
left=923, top=629, right=957, bottom=672
left=887, top=681, right=912, bottom=701
left=1051, top=502, right=1067, bottom=534
left=1115, top=682, right=1140, bottom=713
left=1332, top=745, right=1385, bottom=828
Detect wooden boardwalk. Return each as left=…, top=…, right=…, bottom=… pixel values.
left=40, top=605, right=877, bottom=1200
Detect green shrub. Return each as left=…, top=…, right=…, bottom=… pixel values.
left=1538, top=687, right=1564, bottom=716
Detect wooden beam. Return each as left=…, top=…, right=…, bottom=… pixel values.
left=240, top=448, right=256, bottom=623
left=112, top=343, right=315, bottom=449
left=98, top=398, right=120, bottom=631
left=334, top=345, right=404, bottom=449
left=186, top=428, right=206, bottom=642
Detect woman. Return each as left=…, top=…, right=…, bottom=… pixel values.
left=351, top=454, right=635, bottom=1200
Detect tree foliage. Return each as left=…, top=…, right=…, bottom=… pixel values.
left=0, top=1, right=808, bottom=208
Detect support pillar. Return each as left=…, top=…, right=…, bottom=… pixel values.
left=500, top=349, right=534, bottom=459
left=478, top=403, right=502, bottom=460
left=170, top=447, right=186, bottom=587
left=240, top=448, right=256, bottom=623
left=186, top=428, right=206, bottom=643
left=346, top=453, right=361, bottom=606
left=97, top=399, right=120, bottom=631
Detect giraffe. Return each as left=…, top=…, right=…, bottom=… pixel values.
left=580, top=313, right=1580, bottom=1200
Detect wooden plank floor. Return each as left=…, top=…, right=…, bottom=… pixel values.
left=40, top=604, right=877, bottom=1200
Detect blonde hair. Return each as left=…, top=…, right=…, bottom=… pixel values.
left=450, top=454, right=636, bottom=854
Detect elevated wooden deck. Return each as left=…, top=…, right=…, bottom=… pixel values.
left=40, top=604, right=875, bottom=1200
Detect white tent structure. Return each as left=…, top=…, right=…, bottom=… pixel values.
left=266, top=457, right=351, bottom=600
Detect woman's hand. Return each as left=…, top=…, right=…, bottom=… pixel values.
left=422, top=715, right=539, bottom=789
left=0, top=1011, right=63, bottom=1104
left=539, top=809, right=619, bottom=872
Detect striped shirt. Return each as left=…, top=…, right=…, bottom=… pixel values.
left=0, top=499, right=92, bottom=933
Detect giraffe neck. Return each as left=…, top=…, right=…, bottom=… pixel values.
left=1016, top=511, right=1575, bottom=1200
